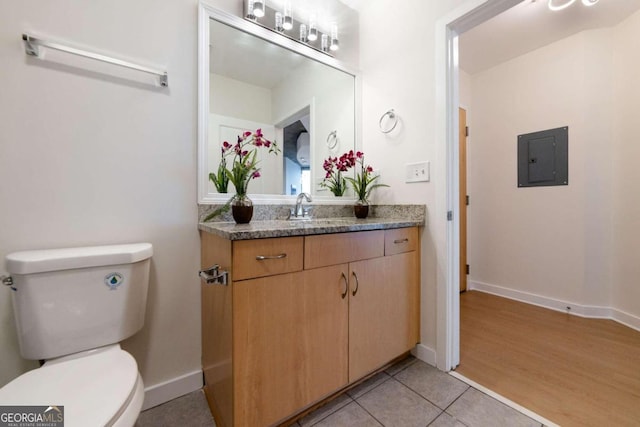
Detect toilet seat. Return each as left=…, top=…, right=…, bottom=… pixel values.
left=0, top=344, right=143, bottom=427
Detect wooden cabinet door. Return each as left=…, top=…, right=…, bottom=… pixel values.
left=301, top=265, right=349, bottom=400
left=234, top=272, right=304, bottom=427
left=384, top=251, right=420, bottom=354
left=348, top=258, right=388, bottom=381
left=233, top=265, right=348, bottom=426
left=348, top=253, right=419, bottom=382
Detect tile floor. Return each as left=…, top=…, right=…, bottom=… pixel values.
left=137, top=357, right=543, bottom=427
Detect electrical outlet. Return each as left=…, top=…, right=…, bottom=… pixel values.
left=405, top=161, right=430, bottom=183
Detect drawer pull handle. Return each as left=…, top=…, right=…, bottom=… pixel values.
left=394, top=238, right=409, bottom=244
left=256, top=253, right=287, bottom=260
left=340, top=272, right=348, bottom=299
left=351, top=271, right=359, bottom=296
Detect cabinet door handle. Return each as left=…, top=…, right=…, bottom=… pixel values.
left=255, top=253, right=287, bottom=260
left=351, top=271, right=359, bottom=296
left=340, top=272, right=348, bottom=299
left=394, top=238, right=409, bottom=244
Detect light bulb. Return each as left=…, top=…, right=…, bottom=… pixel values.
left=308, top=14, right=318, bottom=41
left=581, top=0, right=599, bottom=5
left=253, top=0, right=265, bottom=17
left=321, top=34, right=329, bottom=52
left=275, top=12, right=284, bottom=32
left=330, top=23, right=339, bottom=51
left=300, top=24, right=308, bottom=43
left=246, top=0, right=256, bottom=20
left=283, top=1, right=293, bottom=31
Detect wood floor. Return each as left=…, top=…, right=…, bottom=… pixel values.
left=456, top=291, right=640, bottom=427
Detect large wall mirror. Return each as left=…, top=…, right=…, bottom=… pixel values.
left=198, top=4, right=359, bottom=204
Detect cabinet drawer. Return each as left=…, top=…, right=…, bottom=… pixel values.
left=233, top=237, right=303, bottom=281
left=304, top=230, right=384, bottom=269
left=384, top=227, right=418, bottom=256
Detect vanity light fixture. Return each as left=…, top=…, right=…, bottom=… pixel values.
left=547, top=0, right=599, bottom=11
left=283, top=1, right=293, bottom=31
left=253, top=0, right=265, bottom=17
left=241, top=1, right=339, bottom=57
left=330, top=23, right=339, bottom=51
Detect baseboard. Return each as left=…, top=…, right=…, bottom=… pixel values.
left=142, top=370, right=203, bottom=411
left=612, top=308, right=640, bottom=332
left=412, top=343, right=437, bottom=366
left=467, top=280, right=640, bottom=332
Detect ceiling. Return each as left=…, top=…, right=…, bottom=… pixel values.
left=459, top=0, right=640, bottom=74
left=210, top=19, right=305, bottom=89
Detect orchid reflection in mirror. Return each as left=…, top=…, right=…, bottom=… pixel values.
left=322, top=150, right=388, bottom=204
left=203, top=129, right=280, bottom=222
left=209, top=149, right=229, bottom=193
left=320, top=154, right=350, bottom=196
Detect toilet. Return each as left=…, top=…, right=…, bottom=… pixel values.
left=0, top=243, right=153, bottom=427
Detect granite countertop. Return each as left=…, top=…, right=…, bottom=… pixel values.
left=198, top=217, right=424, bottom=240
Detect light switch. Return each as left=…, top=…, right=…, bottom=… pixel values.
left=405, top=161, right=430, bottom=183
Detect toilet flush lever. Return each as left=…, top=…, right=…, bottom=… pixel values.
left=198, top=265, right=228, bottom=286
left=1, top=275, right=16, bottom=291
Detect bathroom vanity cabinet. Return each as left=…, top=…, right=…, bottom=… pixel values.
left=200, top=227, right=420, bottom=427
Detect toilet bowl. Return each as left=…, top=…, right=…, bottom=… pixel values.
left=0, top=243, right=153, bottom=427
left=0, top=345, right=143, bottom=427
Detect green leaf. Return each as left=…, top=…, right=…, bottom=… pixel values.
left=202, top=198, right=232, bottom=222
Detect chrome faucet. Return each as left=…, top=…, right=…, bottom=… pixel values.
left=292, top=192, right=312, bottom=218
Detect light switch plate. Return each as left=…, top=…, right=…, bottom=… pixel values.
left=405, top=161, right=430, bottom=183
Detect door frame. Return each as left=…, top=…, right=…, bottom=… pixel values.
left=459, top=107, right=468, bottom=293
left=435, top=0, right=524, bottom=371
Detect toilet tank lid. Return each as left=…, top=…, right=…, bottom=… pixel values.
left=6, top=243, right=153, bottom=274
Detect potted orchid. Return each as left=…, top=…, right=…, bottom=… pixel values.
left=343, top=150, right=388, bottom=218
left=204, top=129, right=279, bottom=223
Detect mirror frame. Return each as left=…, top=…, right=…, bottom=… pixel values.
left=198, top=1, right=361, bottom=204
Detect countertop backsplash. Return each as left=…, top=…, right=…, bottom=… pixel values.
left=198, top=204, right=426, bottom=224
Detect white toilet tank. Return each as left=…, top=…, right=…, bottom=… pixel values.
left=6, top=243, right=153, bottom=360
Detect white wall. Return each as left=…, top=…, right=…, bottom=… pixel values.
left=467, top=29, right=613, bottom=305
left=612, top=10, right=640, bottom=317
left=459, top=69, right=472, bottom=111
left=210, top=73, right=272, bottom=123
left=466, top=14, right=640, bottom=322
left=357, top=0, right=470, bottom=358
left=0, top=0, right=242, bottom=403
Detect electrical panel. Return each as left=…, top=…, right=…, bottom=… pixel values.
left=518, top=126, right=568, bottom=188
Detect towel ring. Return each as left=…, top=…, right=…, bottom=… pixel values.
left=379, top=109, right=398, bottom=134
left=326, top=130, right=338, bottom=150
